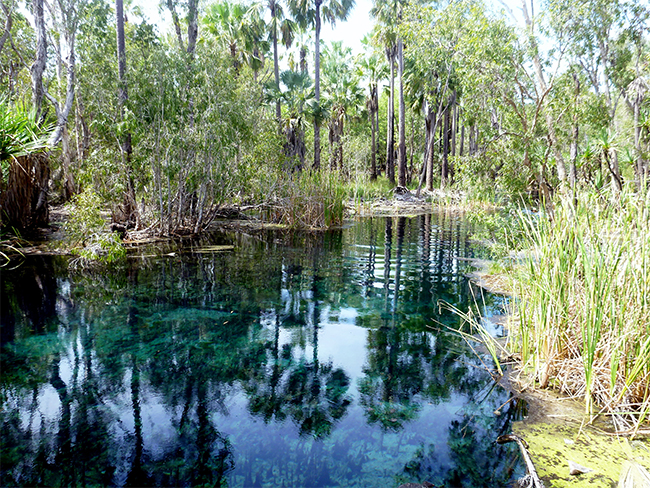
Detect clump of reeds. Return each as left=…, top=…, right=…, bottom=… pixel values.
left=511, top=186, right=650, bottom=435
left=268, top=170, right=347, bottom=228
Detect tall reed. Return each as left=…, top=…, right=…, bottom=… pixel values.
left=512, top=186, right=650, bottom=435
left=270, top=170, right=347, bottom=228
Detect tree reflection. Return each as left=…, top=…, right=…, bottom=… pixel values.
left=244, top=257, right=352, bottom=440
left=360, top=217, right=424, bottom=430
left=1, top=220, right=521, bottom=487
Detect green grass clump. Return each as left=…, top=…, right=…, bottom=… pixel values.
left=267, top=170, right=347, bottom=229
left=512, top=186, right=650, bottom=435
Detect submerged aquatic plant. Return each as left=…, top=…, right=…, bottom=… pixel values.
left=512, top=186, right=650, bottom=435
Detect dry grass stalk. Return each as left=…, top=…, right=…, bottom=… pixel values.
left=511, top=187, right=650, bottom=435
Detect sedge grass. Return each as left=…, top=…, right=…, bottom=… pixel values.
left=511, top=186, right=650, bottom=435
left=268, top=170, right=347, bottom=229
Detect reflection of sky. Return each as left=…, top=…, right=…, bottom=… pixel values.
left=317, top=308, right=366, bottom=397
left=4, top=215, right=522, bottom=487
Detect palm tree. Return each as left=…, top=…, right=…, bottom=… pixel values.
left=289, top=0, right=356, bottom=170
left=203, top=1, right=269, bottom=76
left=322, top=41, right=364, bottom=172
left=262, top=0, right=297, bottom=121
left=372, top=0, right=408, bottom=186
left=358, top=41, right=386, bottom=179
left=264, top=69, right=314, bottom=169
left=0, top=102, right=51, bottom=230
left=370, top=26, right=396, bottom=183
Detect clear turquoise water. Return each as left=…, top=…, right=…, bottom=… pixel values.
left=1, top=214, right=524, bottom=487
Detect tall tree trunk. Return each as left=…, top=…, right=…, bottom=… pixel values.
left=569, top=72, right=579, bottom=188
left=425, top=107, right=435, bottom=191
left=459, top=124, right=464, bottom=156
left=521, top=0, right=567, bottom=187
left=116, top=0, right=137, bottom=227
left=186, top=0, right=198, bottom=56
left=31, top=0, right=47, bottom=123
left=272, top=2, right=281, bottom=123
left=166, top=0, right=185, bottom=51
left=386, top=47, right=395, bottom=184
left=441, top=101, right=450, bottom=187
left=369, top=84, right=377, bottom=180
left=313, top=0, right=322, bottom=170
left=397, top=38, right=406, bottom=187
left=0, top=1, right=14, bottom=59
left=451, top=95, right=457, bottom=157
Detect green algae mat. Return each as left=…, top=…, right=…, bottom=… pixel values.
left=513, top=420, right=650, bottom=487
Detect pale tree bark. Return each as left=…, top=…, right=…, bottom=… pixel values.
left=0, top=1, right=15, bottom=56
left=271, top=0, right=281, bottom=122
left=397, top=38, right=406, bottom=187
left=521, top=0, right=567, bottom=187
left=166, top=0, right=185, bottom=52
left=385, top=45, right=395, bottom=183
left=631, top=78, right=647, bottom=186
left=31, top=0, right=47, bottom=122
left=116, top=0, right=138, bottom=228
left=569, top=72, right=579, bottom=188
left=46, top=0, right=85, bottom=148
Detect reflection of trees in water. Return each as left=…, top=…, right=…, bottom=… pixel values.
left=1, top=220, right=520, bottom=487
left=399, top=397, right=526, bottom=487
left=245, top=255, right=352, bottom=439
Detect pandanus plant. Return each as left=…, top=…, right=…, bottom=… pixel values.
left=0, top=101, right=52, bottom=231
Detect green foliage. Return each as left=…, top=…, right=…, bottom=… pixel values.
left=465, top=203, right=528, bottom=259
left=511, top=187, right=650, bottom=432
left=63, top=189, right=126, bottom=264
left=0, top=101, right=50, bottom=163
left=64, top=189, right=105, bottom=245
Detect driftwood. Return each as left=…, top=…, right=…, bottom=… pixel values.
left=497, top=434, right=545, bottom=488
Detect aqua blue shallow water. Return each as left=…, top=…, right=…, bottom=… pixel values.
left=1, top=214, right=524, bottom=487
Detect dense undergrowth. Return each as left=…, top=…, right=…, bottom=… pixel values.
left=506, top=186, right=650, bottom=436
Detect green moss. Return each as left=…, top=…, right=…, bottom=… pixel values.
left=512, top=421, right=650, bottom=487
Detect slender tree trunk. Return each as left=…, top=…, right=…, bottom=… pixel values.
left=0, top=1, right=14, bottom=58
left=451, top=96, right=457, bottom=157
left=386, top=47, right=395, bottom=184
left=116, top=0, right=137, bottom=227
left=521, top=0, right=567, bottom=187
left=167, top=0, right=185, bottom=51
left=425, top=128, right=435, bottom=191
left=186, top=0, right=198, bottom=56
left=460, top=124, right=464, bottom=156
left=31, top=0, right=47, bottom=123
left=441, top=102, right=450, bottom=187
left=397, top=38, right=406, bottom=187
left=272, top=3, right=281, bottom=123
left=370, top=85, right=377, bottom=180
left=313, top=0, right=322, bottom=170
left=569, top=72, right=579, bottom=188
left=47, top=7, right=78, bottom=152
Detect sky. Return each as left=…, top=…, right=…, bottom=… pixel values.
left=134, top=0, right=376, bottom=55
left=133, top=0, right=527, bottom=57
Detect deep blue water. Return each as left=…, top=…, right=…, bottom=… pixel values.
left=1, top=214, right=525, bottom=487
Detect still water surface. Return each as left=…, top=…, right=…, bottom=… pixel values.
left=1, top=214, right=524, bottom=487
